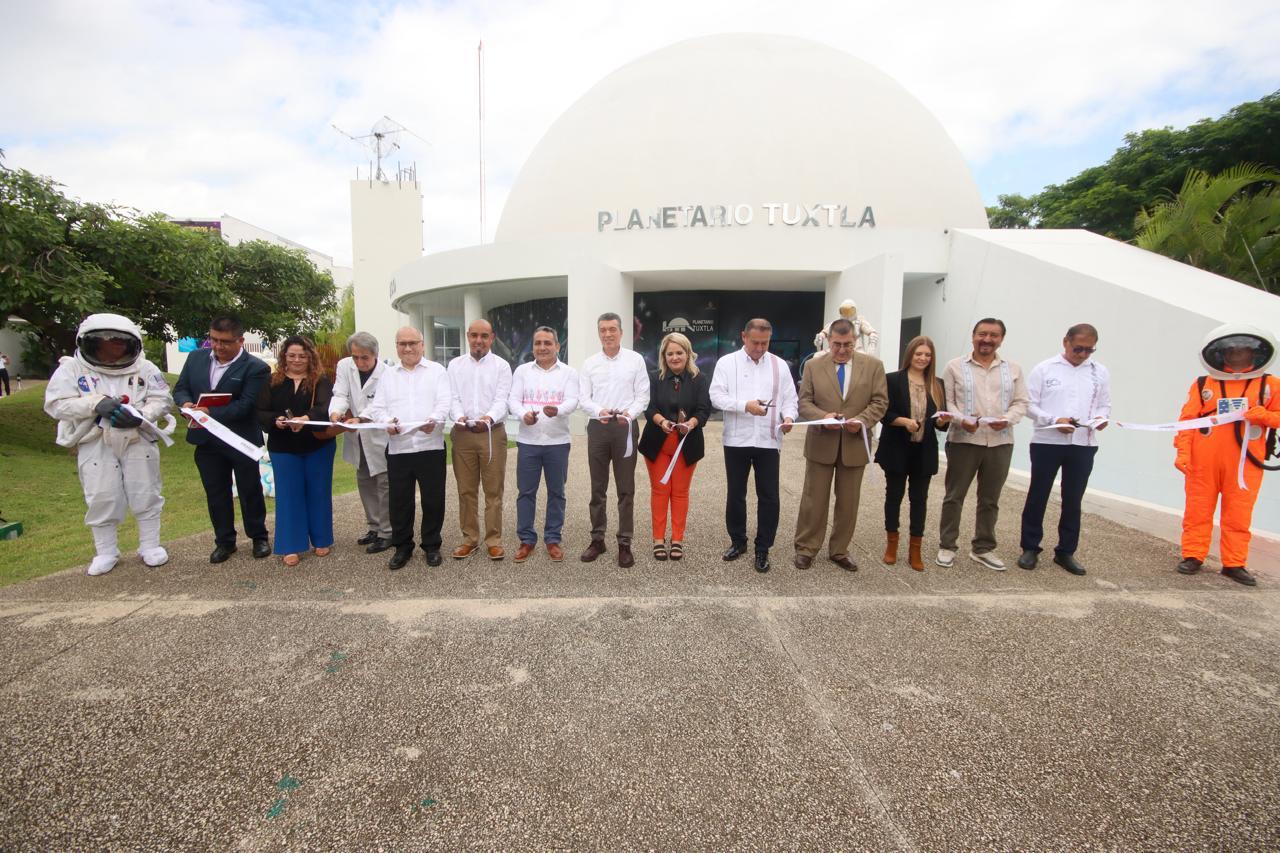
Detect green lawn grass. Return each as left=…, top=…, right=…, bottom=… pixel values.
left=0, top=380, right=358, bottom=587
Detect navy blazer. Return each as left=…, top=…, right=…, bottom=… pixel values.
left=174, top=347, right=272, bottom=447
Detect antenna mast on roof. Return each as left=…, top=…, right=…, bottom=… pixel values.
left=478, top=40, right=486, bottom=243
left=332, top=116, right=429, bottom=182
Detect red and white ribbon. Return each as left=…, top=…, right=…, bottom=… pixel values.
left=182, top=409, right=263, bottom=461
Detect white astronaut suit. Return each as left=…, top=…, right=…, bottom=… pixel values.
left=44, top=314, right=175, bottom=576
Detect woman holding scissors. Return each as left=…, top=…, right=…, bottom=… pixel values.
left=639, top=332, right=711, bottom=561
left=256, top=335, right=336, bottom=567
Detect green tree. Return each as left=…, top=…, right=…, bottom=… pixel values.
left=0, top=160, right=336, bottom=362
left=1135, top=164, right=1280, bottom=294
left=990, top=91, right=1280, bottom=241
left=985, top=193, right=1036, bottom=228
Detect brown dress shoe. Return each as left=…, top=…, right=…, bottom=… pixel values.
left=883, top=532, right=899, bottom=565
left=794, top=553, right=813, bottom=570
left=487, top=545, right=505, bottom=560
left=580, top=540, right=607, bottom=562
left=513, top=543, right=534, bottom=563
left=908, top=536, right=924, bottom=571
left=831, top=554, right=858, bottom=572
left=452, top=543, right=479, bottom=559
left=617, top=543, right=635, bottom=568
left=546, top=542, right=564, bottom=562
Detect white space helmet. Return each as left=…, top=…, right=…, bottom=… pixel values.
left=1198, top=322, right=1277, bottom=381
left=838, top=299, right=858, bottom=320
left=76, top=313, right=144, bottom=373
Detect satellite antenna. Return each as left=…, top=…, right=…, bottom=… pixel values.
left=332, top=115, right=430, bottom=181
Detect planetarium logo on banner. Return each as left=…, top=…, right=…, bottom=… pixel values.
left=596, top=203, right=876, bottom=232
left=662, top=317, right=715, bottom=334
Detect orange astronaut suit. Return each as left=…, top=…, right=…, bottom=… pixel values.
left=1175, top=374, right=1280, bottom=566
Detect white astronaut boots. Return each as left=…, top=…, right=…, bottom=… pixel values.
left=136, top=516, right=169, bottom=567
left=88, top=526, right=120, bottom=577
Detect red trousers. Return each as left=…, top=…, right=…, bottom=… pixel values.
left=645, top=430, right=697, bottom=541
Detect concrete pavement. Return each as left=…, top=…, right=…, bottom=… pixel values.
left=2, top=424, right=1277, bottom=849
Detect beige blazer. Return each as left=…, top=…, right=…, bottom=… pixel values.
left=798, top=351, right=888, bottom=467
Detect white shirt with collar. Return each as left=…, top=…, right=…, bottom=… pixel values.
left=448, top=350, right=512, bottom=424
left=578, top=347, right=649, bottom=420
left=709, top=348, right=800, bottom=449
left=208, top=347, right=245, bottom=389
left=509, top=359, right=580, bottom=445
left=1027, top=353, right=1111, bottom=447
left=362, top=358, right=451, bottom=454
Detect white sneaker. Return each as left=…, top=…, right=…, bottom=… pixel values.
left=87, top=555, right=118, bottom=577
left=936, top=549, right=956, bottom=568
left=138, top=546, right=169, bottom=567
left=970, top=551, right=1007, bottom=571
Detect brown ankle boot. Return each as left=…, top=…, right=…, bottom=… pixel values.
left=908, top=536, right=924, bottom=571
left=883, top=532, right=899, bottom=565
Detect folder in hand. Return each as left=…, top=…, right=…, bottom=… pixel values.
left=196, top=393, right=233, bottom=407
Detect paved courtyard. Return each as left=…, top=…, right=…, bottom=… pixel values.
left=2, top=425, right=1277, bottom=849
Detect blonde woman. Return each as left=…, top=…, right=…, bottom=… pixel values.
left=874, top=336, right=951, bottom=570
left=638, top=332, right=711, bottom=561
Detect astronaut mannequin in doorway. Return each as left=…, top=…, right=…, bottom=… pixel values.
left=44, top=314, right=175, bottom=576
left=814, top=299, right=879, bottom=357
left=1174, top=323, right=1280, bottom=586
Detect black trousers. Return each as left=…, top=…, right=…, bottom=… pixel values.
left=388, top=449, right=446, bottom=550
left=723, top=445, right=780, bottom=552
left=1020, top=443, right=1098, bottom=555
left=194, top=442, right=269, bottom=547
left=884, top=471, right=931, bottom=537
left=0, top=369, right=9, bottom=396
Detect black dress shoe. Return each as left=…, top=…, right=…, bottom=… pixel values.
left=831, top=554, right=858, bottom=572
left=357, top=531, right=378, bottom=546
left=722, top=543, right=748, bottom=562
left=754, top=551, right=770, bottom=573
left=252, top=538, right=271, bottom=559
left=210, top=544, right=236, bottom=564
left=365, top=537, right=393, bottom=554
left=1017, top=549, right=1038, bottom=570
left=1176, top=557, right=1203, bottom=575
left=424, top=548, right=443, bottom=567
left=388, top=545, right=414, bottom=571
left=1053, top=553, right=1087, bottom=575
left=1221, top=566, right=1257, bottom=586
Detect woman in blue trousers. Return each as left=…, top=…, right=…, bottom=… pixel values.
left=256, top=335, right=336, bottom=565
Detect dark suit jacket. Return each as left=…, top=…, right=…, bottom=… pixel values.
left=639, top=370, right=712, bottom=464
left=874, top=370, right=948, bottom=476
left=798, top=352, right=888, bottom=467
left=174, top=347, right=271, bottom=447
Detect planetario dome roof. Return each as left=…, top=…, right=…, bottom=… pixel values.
left=496, top=33, right=988, bottom=243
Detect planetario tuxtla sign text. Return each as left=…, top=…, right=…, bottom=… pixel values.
left=596, top=203, right=876, bottom=232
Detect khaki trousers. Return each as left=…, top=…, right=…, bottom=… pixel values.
left=939, top=442, right=1014, bottom=554
left=794, top=460, right=865, bottom=558
left=451, top=423, right=508, bottom=548
left=355, top=441, right=391, bottom=539
left=586, top=419, right=638, bottom=545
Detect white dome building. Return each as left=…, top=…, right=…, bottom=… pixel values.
left=389, top=33, right=1280, bottom=539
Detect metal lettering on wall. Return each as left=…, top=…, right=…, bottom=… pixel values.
left=596, top=204, right=876, bottom=232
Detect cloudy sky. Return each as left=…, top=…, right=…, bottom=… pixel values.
left=3, top=0, right=1277, bottom=266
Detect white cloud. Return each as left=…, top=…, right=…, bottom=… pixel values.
left=3, top=0, right=1277, bottom=264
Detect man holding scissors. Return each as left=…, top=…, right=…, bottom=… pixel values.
left=709, top=318, right=797, bottom=572
left=1017, top=323, right=1111, bottom=575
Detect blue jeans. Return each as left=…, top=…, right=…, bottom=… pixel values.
left=516, top=442, right=570, bottom=545
left=271, top=441, right=336, bottom=555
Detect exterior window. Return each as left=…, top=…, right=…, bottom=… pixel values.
left=434, top=324, right=462, bottom=363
